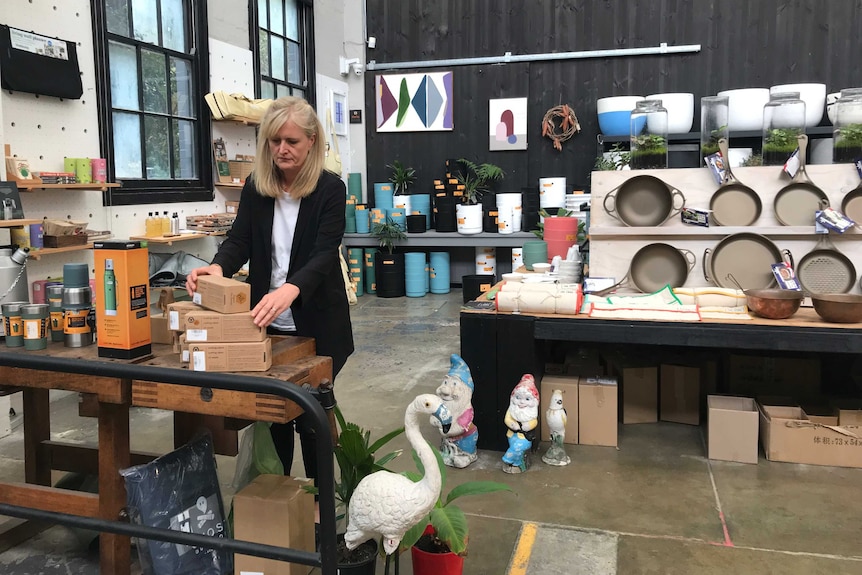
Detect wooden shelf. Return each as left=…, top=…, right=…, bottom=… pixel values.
left=344, top=231, right=536, bottom=248
left=0, top=219, right=42, bottom=228
left=27, top=243, right=94, bottom=260
left=214, top=182, right=244, bottom=188
left=589, top=225, right=859, bottom=239
left=130, top=233, right=223, bottom=245
left=213, top=116, right=260, bottom=127
left=16, top=182, right=122, bottom=192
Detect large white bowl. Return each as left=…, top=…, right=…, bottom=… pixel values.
left=717, top=88, right=770, bottom=131
left=827, top=88, right=862, bottom=125
left=770, top=83, right=827, bottom=127
left=646, top=93, right=694, bottom=133
left=596, top=95, right=644, bottom=114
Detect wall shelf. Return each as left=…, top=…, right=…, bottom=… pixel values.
left=130, top=233, right=222, bottom=245
left=0, top=219, right=42, bottom=228
left=598, top=125, right=835, bottom=144
left=16, top=182, right=122, bottom=192
left=588, top=225, right=858, bottom=239
left=214, top=182, right=244, bottom=188
left=344, top=231, right=536, bottom=248
left=27, top=243, right=94, bottom=260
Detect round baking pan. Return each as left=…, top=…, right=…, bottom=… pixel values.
left=773, top=135, right=830, bottom=226
left=796, top=234, right=856, bottom=295
left=709, top=138, right=762, bottom=226
left=703, top=233, right=789, bottom=289
left=603, top=175, right=686, bottom=227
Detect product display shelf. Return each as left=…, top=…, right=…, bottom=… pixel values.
left=16, top=182, right=122, bottom=192
left=214, top=182, right=244, bottom=188
left=130, top=232, right=223, bottom=245
left=589, top=225, right=859, bottom=239
left=343, top=231, right=535, bottom=248
left=0, top=219, right=42, bottom=228
left=214, top=116, right=260, bottom=127
left=27, top=243, right=95, bottom=260
left=598, top=125, right=835, bottom=144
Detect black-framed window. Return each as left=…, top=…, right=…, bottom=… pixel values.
left=254, top=0, right=315, bottom=102
left=93, top=0, right=212, bottom=205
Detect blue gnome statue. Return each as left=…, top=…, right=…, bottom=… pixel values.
left=432, top=354, right=479, bottom=468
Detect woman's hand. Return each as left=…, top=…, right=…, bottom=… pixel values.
left=252, top=283, right=300, bottom=327
left=185, top=264, right=223, bottom=297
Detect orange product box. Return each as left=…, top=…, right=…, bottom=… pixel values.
left=94, top=240, right=151, bottom=359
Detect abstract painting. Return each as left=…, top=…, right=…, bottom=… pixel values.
left=376, top=72, right=453, bottom=132
left=489, top=97, right=528, bottom=150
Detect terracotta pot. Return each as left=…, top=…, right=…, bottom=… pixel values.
left=411, top=526, right=464, bottom=575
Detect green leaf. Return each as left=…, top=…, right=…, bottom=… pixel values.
left=445, top=481, right=513, bottom=506
left=430, top=506, right=469, bottom=555
left=398, top=516, right=429, bottom=552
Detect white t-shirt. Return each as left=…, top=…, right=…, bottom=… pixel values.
left=269, top=191, right=301, bottom=331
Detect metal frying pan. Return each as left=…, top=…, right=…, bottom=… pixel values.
left=597, top=243, right=695, bottom=295
left=709, top=138, right=762, bottom=226
left=603, top=175, right=686, bottom=227
left=840, top=173, right=862, bottom=223
left=796, top=234, right=856, bottom=295
left=703, top=233, right=792, bottom=289
left=773, top=135, right=830, bottom=226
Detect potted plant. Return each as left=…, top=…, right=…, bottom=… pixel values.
left=454, top=159, right=504, bottom=235
left=388, top=160, right=416, bottom=195
left=593, top=142, right=630, bottom=172
left=371, top=216, right=407, bottom=297
left=833, top=123, right=862, bottom=163
left=399, top=447, right=512, bottom=575
left=629, top=133, right=668, bottom=169
left=762, top=127, right=802, bottom=166
left=310, top=406, right=405, bottom=574
left=530, top=208, right=586, bottom=244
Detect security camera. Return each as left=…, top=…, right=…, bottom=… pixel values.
left=353, top=63, right=364, bottom=76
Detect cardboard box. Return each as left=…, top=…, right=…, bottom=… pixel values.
left=727, top=355, right=820, bottom=400
left=179, top=333, right=189, bottom=363
left=539, top=375, right=578, bottom=444
left=233, top=474, right=314, bottom=575
left=150, top=313, right=173, bottom=345
left=183, top=310, right=265, bottom=342
left=225, top=200, right=240, bottom=214
left=193, top=275, right=250, bottom=314
left=189, top=338, right=272, bottom=372
left=839, top=410, right=862, bottom=426
left=619, top=366, right=658, bottom=424
left=167, top=301, right=202, bottom=331
left=660, top=364, right=700, bottom=425
left=707, top=395, right=759, bottom=464
left=759, top=404, right=862, bottom=468
left=578, top=376, right=618, bottom=447
left=94, top=241, right=151, bottom=359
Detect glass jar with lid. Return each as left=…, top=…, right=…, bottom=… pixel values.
left=762, top=92, right=806, bottom=166
left=630, top=99, right=668, bottom=169
left=833, top=88, right=862, bottom=163
left=700, top=96, right=729, bottom=162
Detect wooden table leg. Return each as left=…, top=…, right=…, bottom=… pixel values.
left=98, top=393, right=131, bottom=575
left=23, top=388, right=50, bottom=486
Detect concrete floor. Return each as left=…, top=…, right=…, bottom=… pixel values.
left=1, top=290, right=862, bottom=574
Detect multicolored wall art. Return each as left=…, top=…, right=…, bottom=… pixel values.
left=489, top=97, right=528, bottom=150
left=376, top=72, right=454, bottom=132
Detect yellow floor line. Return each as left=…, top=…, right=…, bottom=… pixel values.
left=507, top=521, right=538, bottom=575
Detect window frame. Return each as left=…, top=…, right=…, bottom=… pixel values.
left=92, top=0, right=213, bottom=206
left=252, top=0, right=316, bottom=104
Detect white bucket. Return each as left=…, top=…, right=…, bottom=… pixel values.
left=475, top=247, right=497, bottom=274
left=511, top=247, right=523, bottom=270
left=392, top=195, right=411, bottom=213
left=496, top=192, right=522, bottom=232
left=497, top=205, right=515, bottom=235
left=539, top=177, right=567, bottom=209
left=456, top=204, right=483, bottom=235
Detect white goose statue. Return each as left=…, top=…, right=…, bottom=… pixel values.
left=344, top=394, right=452, bottom=564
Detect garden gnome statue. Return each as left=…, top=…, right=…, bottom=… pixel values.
left=502, top=374, right=539, bottom=473
left=432, top=354, right=479, bottom=468
left=542, top=389, right=571, bottom=466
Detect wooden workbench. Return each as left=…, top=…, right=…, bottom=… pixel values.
left=0, top=336, right=332, bottom=575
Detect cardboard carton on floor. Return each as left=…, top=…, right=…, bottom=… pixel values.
left=539, top=375, right=578, bottom=444
left=759, top=404, right=862, bottom=468
left=189, top=338, right=272, bottom=372
left=149, top=313, right=173, bottom=345
left=183, top=310, right=266, bottom=342
left=193, top=275, right=250, bottom=314
left=233, top=474, right=314, bottom=575
left=707, top=395, right=759, bottom=464
left=579, top=376, right=618, bottom=447
left=617, top=366, right=658, bottom=424
left=660, top=364, right=700, bottom=425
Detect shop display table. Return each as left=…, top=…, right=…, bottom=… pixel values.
left=460, top=307, right=862, bottom=451
left=0, top=336, right=338, bottom=575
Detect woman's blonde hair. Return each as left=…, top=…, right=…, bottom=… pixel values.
left=252, top=96, right=325, bottom=199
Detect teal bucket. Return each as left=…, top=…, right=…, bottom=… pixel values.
left=364, top=248, right=377, bottom=294
left=386, top=208, right=406, bottom=231
left=522, top=240, right=548, bottom=271
left=348, top=173, right=362, bottom=203
left=355, top=207, right=370, bottom=234
left=348, top=248, right=364, bottom=297
left=429, top=252, right=450, bottom=294
left=374, top=182, right=394, bottom=210
left=410, top=194, right=432, bottom=229
left=404, top=252, right=427, bottom=298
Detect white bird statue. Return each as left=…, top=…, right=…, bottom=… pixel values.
left=344, top=394, right=452, bottom=563
left=542, top=389, right=571, bottom=466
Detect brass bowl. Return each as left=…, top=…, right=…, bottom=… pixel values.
left=811, top=293, right=862, bottom=323
left=744, top=289, right=803, bottom=320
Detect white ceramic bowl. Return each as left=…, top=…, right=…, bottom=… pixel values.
left=717, top=88, right=770, bottom=131
left=596, top=95, right=644, bottom=114
left=502, top=272, right=524, bottom=283
left=597, top=96, right=645, bottom=136
left=646, top=93, right=695, bottom=133
left=770, top=83, right=827, bottom=127
left=531, top=263, right=551, bottom=274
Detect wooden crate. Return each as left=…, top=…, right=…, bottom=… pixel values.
left=43, top=234, right=88, bottom=248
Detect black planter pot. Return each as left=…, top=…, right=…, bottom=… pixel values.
left=338, top=535, right=378, bottom=575
left=375, top=251, right=406, bottom=298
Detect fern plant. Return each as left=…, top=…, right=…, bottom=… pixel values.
left=456, top=159, right=504, bottom=205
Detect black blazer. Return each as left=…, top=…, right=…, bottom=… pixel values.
left=212, top=170, right=354, bottom=375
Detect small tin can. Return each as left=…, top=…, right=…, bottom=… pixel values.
left=21, top=303, right=49, bottom=350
